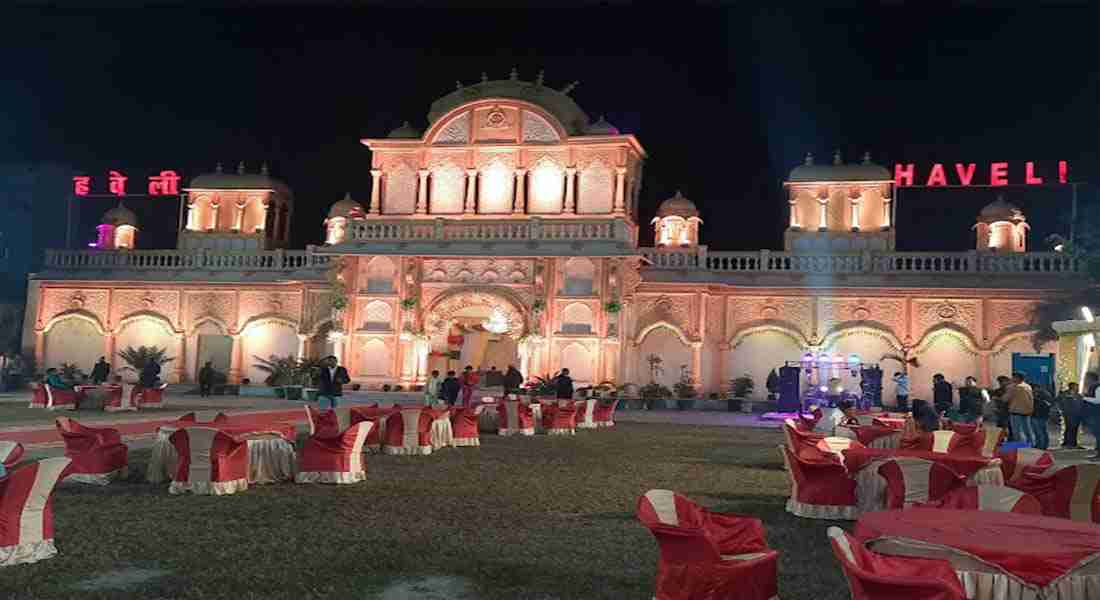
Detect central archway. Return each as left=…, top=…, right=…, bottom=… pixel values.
left=424, top=286, right=530, bottom=381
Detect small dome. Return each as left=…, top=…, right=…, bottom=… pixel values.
left=585, top=115, right=619, bottom=135
left=978, top=195, right=1025, bottom=222
left=187, top=164, right=293, bottom=204
left=656, top=191, right=700, bottom=219
left=787, top=151, right=891, bottom=183
left=101, top=202, right=137, bottom=227
left=387, top=121, right=422, bottom=139
left=327, top=192, right=365, bottom=219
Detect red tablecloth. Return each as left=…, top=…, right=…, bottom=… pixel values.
left=855, top=508, right=1100, bottom=587
left=841, top=447, right=994, bottom=479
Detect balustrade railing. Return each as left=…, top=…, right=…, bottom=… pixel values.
left=44, top=249, right=331, bottom=271
left=348, top=217, right=629, bottom=243
left=642, top=249, right=1079, bottom=276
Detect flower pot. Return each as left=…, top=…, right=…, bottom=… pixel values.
left=676, top=398, right=696, bottom=411
left=727, top=398, right=742, bottom=412
left=273, top=387, right=286, bottom=399
left=304, top=388, right=319, bottom=403
left=284, top=386, right=303, bottom=401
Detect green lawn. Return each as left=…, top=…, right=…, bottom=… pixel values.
left=1, top=423, right=851, bottom=600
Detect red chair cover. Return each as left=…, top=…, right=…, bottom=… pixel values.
left=779, top=445, right=858, bottom=520
left=176, top=412, right=230, bottom=425
left=877, top=457, right=966, bottom=509
left=900, top=430, right=970, bottom=454
left=30, top=385, right=78, bottom=410
left=498, top=401, right=534, bottom=436
left=0, top=442, right=24, bottom=470
left=167, top=426, right=249, bottom=495
left=0, top=457, right=72, bottom=567
left=133, top=384, right=167, bottom=408
left=593, top=399, right=619, bottom=427
left=295, top=421, right=373, bottom=484
left=449, top=406, right=483, bottom=447
left=918, top=484, right=1041, bottom=514
left=542, top=402, right=577, bottom=435
left=636, top=489, right=779, bottom=600
left=350, top=404, right=397, bottom=451
left=1012, top=464, right=1100, bottom=523
left=382, top=407, right=433, bottom=455
left=100, top=385, right=131, bottom=412
left=574, top=399, right=598, bottom=429
left=827, top=526, right=966, bottom=600
left=54, top=417, right=128, bottom=485
left=783, top=420, right=825, bottom=452
left=998, top=448, right=1054, bottom=485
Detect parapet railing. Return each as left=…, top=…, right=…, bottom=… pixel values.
left=43, top=249, right=332, bottom=271
left=347, top=217, right=633, bottom=243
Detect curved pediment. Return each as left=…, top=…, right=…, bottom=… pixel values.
left=426, top=98, right=568, bottom=146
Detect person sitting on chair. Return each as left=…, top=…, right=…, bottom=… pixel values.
left=44, top=368, right=72, bottom=391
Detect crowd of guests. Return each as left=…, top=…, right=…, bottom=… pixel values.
left=421, top=365, right=575, bottom=406
left=886, top=370, right=1100, bottom=458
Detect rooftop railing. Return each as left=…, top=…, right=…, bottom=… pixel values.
left=43, top=249, right=332, bottom=271
left=346, top=217, right=632, bottom=243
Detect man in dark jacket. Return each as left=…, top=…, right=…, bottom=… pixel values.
left=90, top=357, right=110, bottom=385
left=198, top=361, right=216, bottom=397
left=1031, top=384, right=1052, bottom=450
left=440, top=370, right=460, bottom=406
left=316, top=355, right=350, bottom=410
left=555, top=368, right=574, bottom=400
left=1057, top=382, right=1085, bottom=449
left=503, top=365, right=523, bottom=397
left=932, top=374, right=953, bottom=415
left=139, top=361, right=161, bottom=388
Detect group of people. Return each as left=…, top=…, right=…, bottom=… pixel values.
left=888, top=370, right=1100, bottom=457
left=422, top=365, right=576, bottom=406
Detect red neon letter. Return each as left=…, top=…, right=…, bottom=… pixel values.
left=108, top=170, right=128, bottom=196
left=925, top=163, right=947, bottom=186
left=894, top=163, right=914, bottom=186
left=72, top=176, right=90, bottom=196
left=1059, top=160, right=1068, bottom=183
left=148, top=170, right=181, bottom=196
left=954, top=163, right=976, bottom=186
left=990, top=162, right=1009, bottom=186
left=1025, top=161, right=1043, bottom=185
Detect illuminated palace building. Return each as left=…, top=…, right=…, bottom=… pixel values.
left=24, top=75, right=1088, bottom=401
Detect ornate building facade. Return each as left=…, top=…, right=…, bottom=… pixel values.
left=23, top=74, right=1088, bottom=402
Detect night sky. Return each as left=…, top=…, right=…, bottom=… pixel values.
left=2, top=4, right=1097, bottom=253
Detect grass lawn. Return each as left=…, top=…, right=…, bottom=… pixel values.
left=1, top=422, right=851, bottom=600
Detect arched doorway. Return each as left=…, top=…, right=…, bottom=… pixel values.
left=424, top=287, right=528, bottom=381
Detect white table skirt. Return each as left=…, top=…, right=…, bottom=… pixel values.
left=430, top=418, right=454, bottom=449
left=146, top=431, right=296, bottom=485
left=477, top=403, right=542, bottom=433
left=852, top=461, right=1004, bottom=514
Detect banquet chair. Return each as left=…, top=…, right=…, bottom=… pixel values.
left=101, top=384, right=134, bottom=412
left=827, top=527, right=967, bottom=600
left=574, top=398, right=598, bottom=429
left=919, top=484, right=1041, bottom=514
left=783, top=419, right=825, bottom=450
left=0, top=457, right=73, bottom=567
left=0, top=442, right=24, bottom=470
left=382, top=407, right=433, bottom=455
left=997, top=448, right=1054, bottom=485
left=30, top=384, right=79, bottom=411
left=1014, top=464, right=1100, bottom=523
left=177, top=411, right=230, bottom=425
left=593, top=399, right=619, bottom=428
left=877, top=457, right=966, bottom=509
left=54, top=417, right=129, bottom=485
left=304, top=403, right=320, bottom=435
left=637, top=489, right=779, bottom=600
left=979, top=426, right=1006, bottom=457
left=450, top=405, right=484, bottom=447
left=132, top=383, right=167, bottom=408
left=542, top=402, right=577, bottom=435
left=350, top=404, right=392, bottom=452
left=498, top=400, right=535, bottom=436
left=295, top=421, right=372, bottom=484
left=167, top=426, right=249, bottom=495
left=779, top=445, right=858, bottom=520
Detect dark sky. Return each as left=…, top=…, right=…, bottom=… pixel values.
left=2, top=3, right=1097, bottom=253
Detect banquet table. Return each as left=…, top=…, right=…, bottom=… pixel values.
left=477, top=402, right=542, bottom=433
left=146, top=422, right=298, bottom=485
left=856, top=509, right=1100, bottom=600
left=841, top=447, right=1003, bottom=513
left=73, top=385, right=122, bottom=410
left=424, top=407, right=455, bottom=449
left=839, top=424, right=903, bottom=449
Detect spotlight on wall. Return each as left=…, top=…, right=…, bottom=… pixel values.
left=1083, top=306, right=1095, bottom=323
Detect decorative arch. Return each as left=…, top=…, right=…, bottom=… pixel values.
left=561, top=302, right=594, bottom=334
left=42, top=309, right=107, bottom=335
left=990, top=326, right=1041, bottom=353
left=821, top=322, right=904, bottom=354
left=239, top=313, right=300, bottom=336
left=362, top=300, right=394, bottom=332
left=576, top=158, right=614, bottom=214
left=189, top=316, right=230, bottom=336
left=914, top=323, right=982, bottom=355
left=425, top=286, right=527, bottom=338
left=116, top=311, right=177, bottom=336
left=424, top=98, right=570, bottom=145
left=636, top=320, right=693, bottom=347
left=727, top=321, right=809, bottom=349
left=363, top=256, right=396, bottom=293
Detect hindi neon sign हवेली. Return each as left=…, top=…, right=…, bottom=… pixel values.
left=893, top=161, right=1068, bottom=187
left=72, top=170, right=182, bottom=197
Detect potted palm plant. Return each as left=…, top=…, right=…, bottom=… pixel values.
left=296, top=357, right=323, bottom=402
left=253, top=355, right=297, bottom=399
left=673, top=365, right=697, bottom=411
left=729, top=374, right=755, bottom=412
left=117, top=345, right=174, bottom=384
left=641, top=354, right=670, bottom=410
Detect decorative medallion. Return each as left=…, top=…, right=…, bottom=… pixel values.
left=760, top=306, right=779, bottom=319
left=484, top=106, right=509, bottom=129
left=70, top=292, right=86, bottom=310
left=852, top=306, right=871, bottom=321
left=141, top=292, right=156, bottom=309
left=937, top=301, right=959, bottom=320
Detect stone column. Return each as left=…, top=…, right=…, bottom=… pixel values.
left=234, top=201, right=247, bottom=232
left=174, top=335, right=187, bottom=383
left=297, top=334, right=307, bottom=359
left=817, top=198, right=828, bottom=231
left=185, top=200, right=198, bottom=231
left=209, top=201, right=220, bottom=231
left=882, top=196, right=892, bottom=229
left=850, top=195, right=861, bottom=231
left=979, top=351, right=992, bottom=388
left=613, top=167, right=627, bottom=214
left=464, top=169, right=478, bottom=214
left=564, top=167, right=577, bottom=214
left=416, top=169, right=430, bottom=214
left=104, top=334, right=117, bottom=372
left=691, top=341, right=703, bottom=388
left=229, top=334, right=242, bottom=383
left=370, top=169, right=383, bottom=215
left=513, top=168, right=527, bottom=214
left=788, top=198, right=798, bottom=228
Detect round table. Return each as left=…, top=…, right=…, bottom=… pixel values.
left=856, top=508, right=1100, bottom=600
left=477, top=402, right=542, bottom=433
left=147, top=424, right=298, bottom=485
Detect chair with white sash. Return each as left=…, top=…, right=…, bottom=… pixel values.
left=0, top=458, right=72, bottom=567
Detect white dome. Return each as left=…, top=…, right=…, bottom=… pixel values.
left=327, top=193, right=365, bottom=218
left=427, top=71, right=590, bottom=135
left=788, top=151, right=891, bottom=183
left=655, top=191, right=700, bottom=219
left=101, top=202, right=137, bottom=227
left=387, top=121, right=422, bottom=139
left=978, top=196, right=1025, bottom=223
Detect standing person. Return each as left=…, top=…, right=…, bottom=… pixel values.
left=424, top=370, right=442, bottom=406
left=460, top=365, right=479, bottom=407
left=813, top=399, right=860, bottom=436
left=503, top=365, right=523, bottom=398
left=90, top=357, right=110, bottom=385
left=932, top=374, right=953, bottom=415
left=316, top=355, right=350, bottom=411
left=958, top=377, right=983, bottom=422
left=1057, top=381, right=1085, bottom=449
left=555, top=368, right=574, bottom=400
left=139, top=360, right=161, bottom=389
left=1006, top=372, right=1035, bottom=446
left=991, top=375, right=1013, bottom=435
left=892, top=371, right=910, bottom=411
left=1031, top=383, right=1052, bottom=450
left=441, top=370, right=460, bottom=406
left=1082, top=372, right=1100, bottom=459
left=198, top=361, right=216, bottom=398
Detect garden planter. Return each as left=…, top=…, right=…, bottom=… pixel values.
left=676, top=398, right=696, bottom=411
left=284, top=386, right=303, bottom=401
left=304, top=388, right=319, bottom=403
left=274, top=387, right=286, bottom=399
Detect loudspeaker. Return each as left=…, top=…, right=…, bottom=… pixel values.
left=778, top=365, right=801, bottom=412
left=860, top=366, right=883, bottom=409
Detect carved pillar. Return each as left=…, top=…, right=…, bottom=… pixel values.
left=850, top=193, right=861, bottom=231
left=209, top=200, right=220, bottom=231
left=104, top=333, right=116, bottom=372
left=464, top=168, right=478, bottom=214
left=234, top=201, right=247, bottom=232
left=613, top=167, right=627, bottom=214
left=882, top=196, right=892, bottom=229
left=513, top=168, right=527, bottom=214
left=979, top=351, right=992, bottom=388
left=370, top=169, right=383, bottom=214
left=297, top=334, right=307, bottom=358
left=691, top=341, right=703, bottom=388
left=229, top=334, right=242, bottom=383
left=174, top=335, right=186, bottom=383
left=717, top=342, right=731, bottom=394
left=259, top=200, right=271, bottom=234
left=416, top=169, right=430, bottom=214
left=788, top=198, right=798, bottom=228
left=185, top=200, right=198, bottom=231
left=817, top=197, right=828, bottom=231
left=564, top=167, right=577, bottom=214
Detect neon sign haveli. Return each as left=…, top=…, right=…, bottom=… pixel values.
left=893, top=161, right=1068, bottom=187
left=72, top=170, right=182, bottom=197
